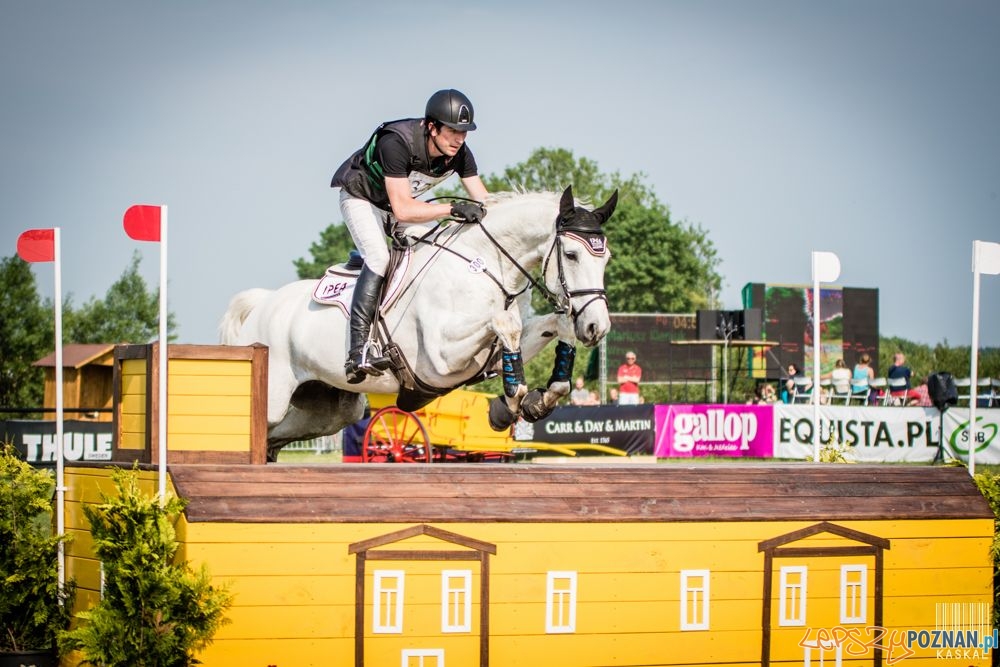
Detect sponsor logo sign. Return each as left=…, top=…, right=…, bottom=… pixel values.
left=654, top=404, right=773, bottom=457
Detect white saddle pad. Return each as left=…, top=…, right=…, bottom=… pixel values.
left=311, top=251, right=412, bottom=317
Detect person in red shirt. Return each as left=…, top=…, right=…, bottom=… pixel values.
left=616, top=351, right=643, bottom=405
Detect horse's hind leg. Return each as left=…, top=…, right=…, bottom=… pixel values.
left=267, top=381, right=365, bottom=460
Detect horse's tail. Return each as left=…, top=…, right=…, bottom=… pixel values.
left=218, top=288, right=270, bottom=344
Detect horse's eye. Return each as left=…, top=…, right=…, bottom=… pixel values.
left=565, top=250, right=578, bottom=261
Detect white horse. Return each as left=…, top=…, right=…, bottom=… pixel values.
left=220, top=186, right=617, bottom=459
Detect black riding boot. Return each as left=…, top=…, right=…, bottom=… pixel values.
left=345, top=266, right=392, bottom=384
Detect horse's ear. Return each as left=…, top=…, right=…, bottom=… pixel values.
left=594, top=189, right=619, bottom=225
left=559, top=186, right=575, bottom=219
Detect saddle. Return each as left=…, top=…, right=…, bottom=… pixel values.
left=311, top=248, right=410, bottom=314
left=312, top=241, right=497, bottom=411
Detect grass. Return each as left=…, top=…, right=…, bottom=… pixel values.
left=274, top=449, right=343, bottom=464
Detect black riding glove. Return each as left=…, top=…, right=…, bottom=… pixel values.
left=450, top=201, right=487, bottom=224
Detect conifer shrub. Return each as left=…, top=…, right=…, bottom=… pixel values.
left=0, top=442, right=74, bottom=653
left=59, top=466, right=232, bottom=667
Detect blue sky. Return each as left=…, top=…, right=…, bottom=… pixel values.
left=1, top=0, right=998, bottom=347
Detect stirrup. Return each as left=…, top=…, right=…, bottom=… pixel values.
left=345, top=344, right=391, bottom=384
left=361, top=341, right=391, bottom=372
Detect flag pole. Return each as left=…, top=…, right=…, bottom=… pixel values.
left=158, top=206, right=168, bottom=505
left=967, top=240, right=1000, bottom=477
left=54, top=228, right=65, bottom=589
left=810, top=251, right=841, bottom=463
left=123, top=204, right=168, bottom=504
left=812, top=260, right=821, bottom=462
left=968, top=242, right=983, bottom=477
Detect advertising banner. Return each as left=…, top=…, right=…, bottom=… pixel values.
left=942, top=408, right=1000, bottom=465
left=772, top=405, right=1000, bottom=464
left=513, top=404, right=654, bottom=455
left=653, top=404, right=774, bottom=458
left=0, top=420, right=114, bottom=467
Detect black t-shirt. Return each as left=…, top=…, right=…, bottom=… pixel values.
left=332, top=118, right=478, bottom=211
left=376, top=131, right=478, bottom=180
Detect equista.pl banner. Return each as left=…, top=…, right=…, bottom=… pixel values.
left=652, top=405, right=1000, bottom=464
left=773, top=405, right=950, bottom=463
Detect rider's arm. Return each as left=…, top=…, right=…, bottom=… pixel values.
left=384, top=177, right=455, bottom=223
left=461, top=175, right=488, bottom=203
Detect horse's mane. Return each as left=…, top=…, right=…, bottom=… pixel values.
left=483, top=189, right=588, bottom=210
left=483, top=190, right=560, bottom=208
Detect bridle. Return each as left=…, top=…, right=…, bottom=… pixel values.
left=541, top=230, right=609, bottom=320
left=414, top=197, right=609, bottom=322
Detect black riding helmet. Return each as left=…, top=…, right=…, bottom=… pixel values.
left=425, top=89, right=477, bottom=131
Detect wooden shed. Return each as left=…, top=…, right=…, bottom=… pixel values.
left=34, top=344, right=115, bottom=421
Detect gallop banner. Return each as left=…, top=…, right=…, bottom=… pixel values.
left=654, top=404, right=774, bottom=457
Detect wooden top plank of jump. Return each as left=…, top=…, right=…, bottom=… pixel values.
left=164, top=463, right=993, bottom=524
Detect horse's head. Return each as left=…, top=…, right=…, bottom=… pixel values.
left=543, top=186, right=617, bottom=346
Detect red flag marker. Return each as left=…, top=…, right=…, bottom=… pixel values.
left=16, top=228, right=56, bottom=262
left=123, top=205, right=163, bottom=242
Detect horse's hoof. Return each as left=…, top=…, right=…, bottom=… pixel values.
left=520, top=389, right=553, bottom=423
left=488, top=395, right=518, bottom=431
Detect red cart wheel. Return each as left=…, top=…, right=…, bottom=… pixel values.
left=362, top=406, right=433, bottom=463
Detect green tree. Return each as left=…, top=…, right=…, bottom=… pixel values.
left=0, top=256, right=52, bottom=408
left=480, top=148, right=722, bottom=313
left=293, top=222, right=358, bottom=279
left=66, top=252, right=177, bottom=344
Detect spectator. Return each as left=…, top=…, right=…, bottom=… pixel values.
left=910, top=377, right=933, bottom=407
left=887, top=351, right=921, bottom=406
left=569, top=376, right=590, bottom=406
left=850, top=353, right=878, bottom=404
left=749, top=383, right=778, bottom=405
left=852, top=353, right=875, bottom=395
left=822, top=359, right=852, bottom=399
left=617, top=351, right=643, bottom=405
left=781, top=363, right=810, bottom=403
left=607, top=387, right=620, bottom=405
left=587, top=390, right=601, bottom=405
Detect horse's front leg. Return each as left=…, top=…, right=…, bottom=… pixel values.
left=486, top=309, right=528, bottom=431
left=520, top=313, right=577, bottom=423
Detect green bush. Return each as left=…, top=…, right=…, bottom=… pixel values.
left=0, top=442, right=74, bottom=653
left=973, top=470, right=1000, bottom=633
left=59, top=466, right=232, bottom=667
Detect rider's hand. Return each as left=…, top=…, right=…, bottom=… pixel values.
left=450, top=201, right=487, bottom=224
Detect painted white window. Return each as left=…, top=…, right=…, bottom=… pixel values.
left=545, top=571, right=577, bottom=633
left=679, top=569, right=710, bottom=630
left=374, top=570, right=405, bottom=634
left=779, top=565, right=807, bottom=627
left=401, top=648, right=444, bottom=667
left=441, top=570, right=472, bottom=632
left=803, top=639, right=842, bottom=666
left=840, top=564, right=867, bottom=624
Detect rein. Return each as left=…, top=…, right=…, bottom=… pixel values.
left=421, top=196, right=607, bottom=315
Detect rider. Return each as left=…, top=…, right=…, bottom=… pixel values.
left=331, top=89, right=489, bottom=383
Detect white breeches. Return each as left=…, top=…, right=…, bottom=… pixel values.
left=339, top=191, right=392, bottom=277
